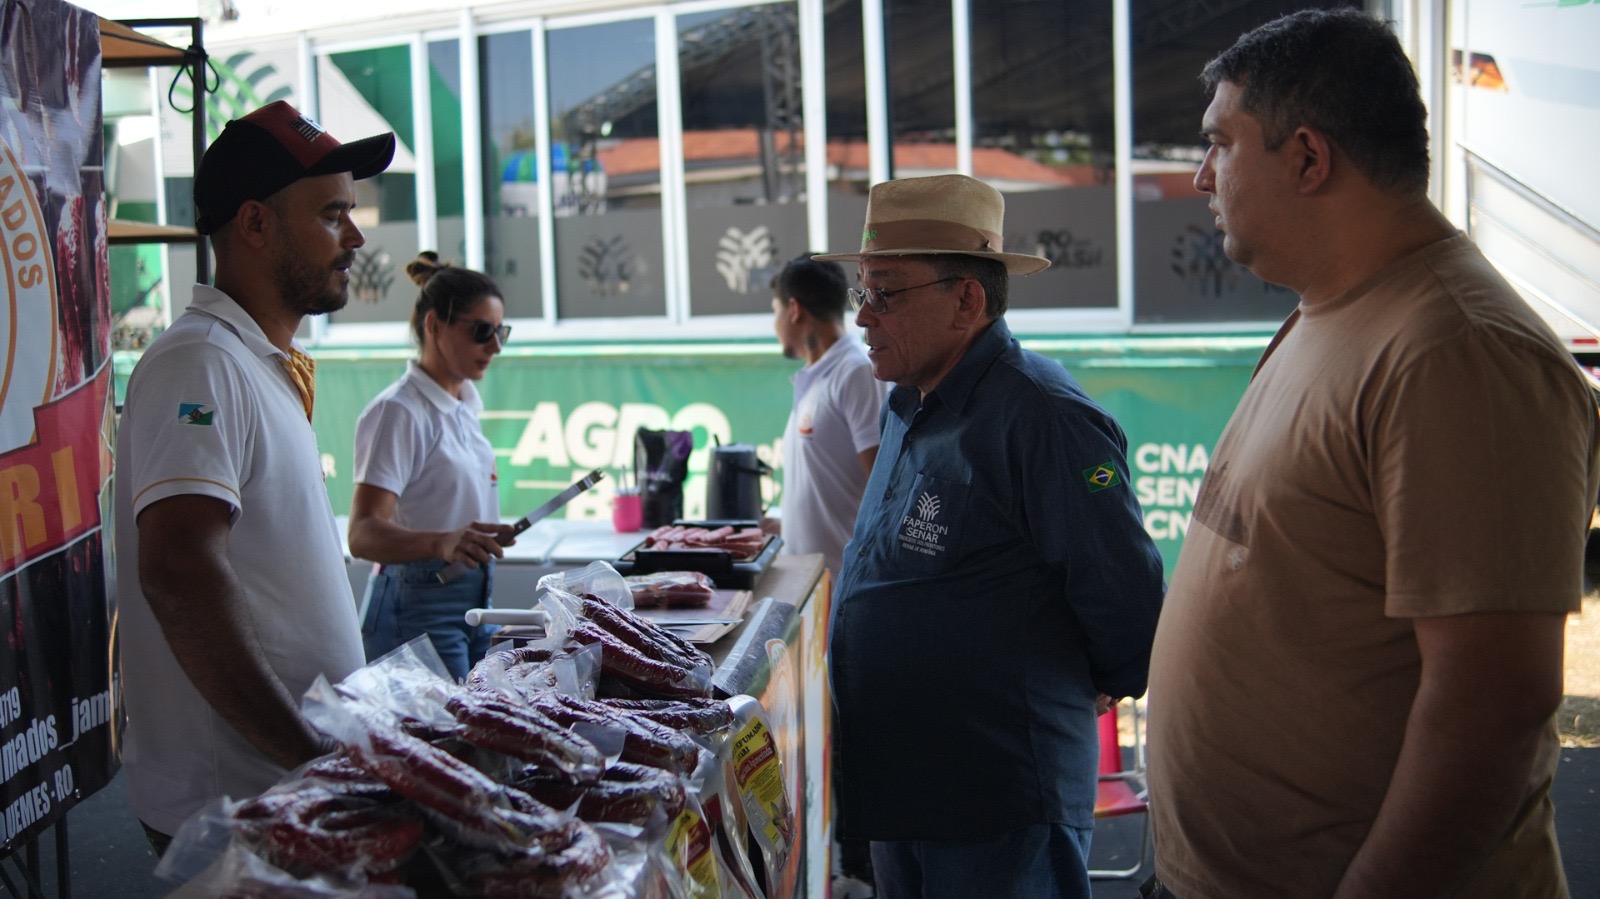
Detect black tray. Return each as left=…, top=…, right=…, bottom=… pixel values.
left=613, top=521, right=782, bottom=589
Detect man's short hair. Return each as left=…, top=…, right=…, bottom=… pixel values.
left=771, top=254, right=850, bottom=321
left=1201, top=7, right=1429, bottom=195
left=926, top=254, right=1009, bottom=319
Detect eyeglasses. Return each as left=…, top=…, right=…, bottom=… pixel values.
left=846, top=277, right=961, bottom=315
left=462, top=319, right=512, bottom=345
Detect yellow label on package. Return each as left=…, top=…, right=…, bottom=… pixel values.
left=666, top=806, right=720, bottom=898
left=731, top=715, right=786, bottom=848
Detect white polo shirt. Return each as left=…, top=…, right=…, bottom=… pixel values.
left=113, top=285, right=364, bottom=835
left=780, top=337, right=886, bottom=576
left=351, top=360, right=499, bottom=536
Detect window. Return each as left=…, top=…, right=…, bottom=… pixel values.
left=276, top=0, right=1383, bottom=341
left=1129, top=0, right=1355, bottom=324
left=677, top=3, right=809, bottom=317
left=480, top=30, right=544, bottom=319
left=430, top=37, right=472, bottom=300
left=972, top=0, right=1117, bottom=311
left=321, top=45, right=421, bottom=323
left=824, top=0, right=870, bottom=259
left=545, top=17, right=667, bottom=319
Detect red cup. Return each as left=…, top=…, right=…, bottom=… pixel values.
left=612, top=491, right=643, bottom=532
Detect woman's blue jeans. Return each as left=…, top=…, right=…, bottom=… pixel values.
left=360, top=558, right=496, bottom=681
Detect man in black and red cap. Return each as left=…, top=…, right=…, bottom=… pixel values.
left=112, top=101, right=395, bottom=855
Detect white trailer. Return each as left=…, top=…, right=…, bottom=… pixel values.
left=1436, top=0, right=1600, bottom=357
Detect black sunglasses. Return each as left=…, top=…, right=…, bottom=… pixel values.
left=461, top=319, right=511, bottom=345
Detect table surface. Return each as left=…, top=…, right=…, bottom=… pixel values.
left=337, top=516, right=821, bottom=619
left=335, top=515, right=644, bottom=564
left=338, top=516, right=655, bottom=607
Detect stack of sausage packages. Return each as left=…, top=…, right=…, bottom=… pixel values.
left=154, top=561, right=793, bottom=898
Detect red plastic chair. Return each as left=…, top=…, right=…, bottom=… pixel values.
left=1090, top=700, right=1149, bottom=880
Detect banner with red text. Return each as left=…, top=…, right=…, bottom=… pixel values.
left=0, top=0, right=118, bottom=855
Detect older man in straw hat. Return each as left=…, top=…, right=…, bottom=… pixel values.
left=817, top=174, right=1164, bottom=898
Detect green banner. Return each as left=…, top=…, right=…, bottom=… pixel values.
left=305, top=334, right=1264, bottom=571
left=117, top=333, right=1266, bottom=571
left=1052, top=338, right=1263, bottom=567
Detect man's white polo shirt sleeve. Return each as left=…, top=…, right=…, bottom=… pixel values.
left=838, top=357, right=887, bottom=454
left=125, top=341, right=251, bottom=523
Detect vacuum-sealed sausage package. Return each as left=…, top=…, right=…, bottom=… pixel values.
left=691, top=737, right=764, bottom=899
left=624, top=570, right=717, bottom=608
left=540, top=561, right=715, bottom=700
left=727, top=694, right=794, bottom=887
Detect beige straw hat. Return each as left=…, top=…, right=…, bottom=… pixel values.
left=816, top=173, right=1050, bottom=275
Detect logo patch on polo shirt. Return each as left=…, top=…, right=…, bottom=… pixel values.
left=1083, top=462, right=1121, bottom=493
left=178, top=403, right=214, bottom=426
left=898, top=491, right=949, bottom=557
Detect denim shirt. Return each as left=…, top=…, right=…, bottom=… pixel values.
left=828, top=318, right=1165, bottom=841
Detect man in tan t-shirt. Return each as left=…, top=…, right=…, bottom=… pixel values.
left=1145, top=9, right=1600, bottom=899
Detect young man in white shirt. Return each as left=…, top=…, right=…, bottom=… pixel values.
left=769, top=253, right=886, bottom=579
left=769, top=253, right=886, bottom=897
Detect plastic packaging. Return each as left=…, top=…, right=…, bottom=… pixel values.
left=661, top=790, right=724, bottom=899
left=540, top=562, right=715, bottom=700
left=691, top=746, right=763, bottom=899
left=465, top=635, right=601, bottom=703
left=726, top=694, right=793, bottom=888
left=624, top=571, right=717, bottom=609
left=540, top=560, right=637, bottom=612
left=161, top=836, right=417, bottom=898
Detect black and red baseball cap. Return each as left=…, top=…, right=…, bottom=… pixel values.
left=193, top=100, right=396, bottom=235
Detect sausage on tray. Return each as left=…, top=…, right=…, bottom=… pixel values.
left=640, top=525, right=767, bottom=558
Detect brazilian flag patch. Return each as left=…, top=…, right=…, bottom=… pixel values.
left=1082, top=462, right=1122, bottom=493
left=178, top=403, right=214, bottom=426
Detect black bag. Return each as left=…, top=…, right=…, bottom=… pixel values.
left=634, top=428, right=694, bottom=528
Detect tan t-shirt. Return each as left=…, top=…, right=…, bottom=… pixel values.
left=1147, top=235, right=1599, bottom=898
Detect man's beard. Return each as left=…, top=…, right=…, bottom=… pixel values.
left=271, top=234, right=351, bottom=316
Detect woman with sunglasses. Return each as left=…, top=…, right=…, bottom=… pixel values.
left=347, top=251, right=515, bottom=680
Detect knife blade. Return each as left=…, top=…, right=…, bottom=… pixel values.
left=437, top=468, right=606, bottom=583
